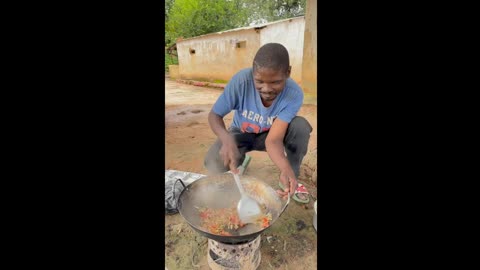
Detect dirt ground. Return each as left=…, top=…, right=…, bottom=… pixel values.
left=165, top=77, right=318, bottom=270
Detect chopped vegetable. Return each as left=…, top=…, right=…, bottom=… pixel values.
left=197, top=205, right=272, bottom=236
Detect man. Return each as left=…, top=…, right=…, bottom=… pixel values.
left=204, top=43, right=312, bottom=203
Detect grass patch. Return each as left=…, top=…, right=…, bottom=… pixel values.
left=213, top=79, right=228, bottom=84
left=165, top=49, right=178, bottom=72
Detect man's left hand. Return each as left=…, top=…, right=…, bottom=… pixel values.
left=277, top=171, right=298, bottom=200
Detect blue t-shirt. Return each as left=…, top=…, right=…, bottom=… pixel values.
left=212, top=68, right=303, bottom=134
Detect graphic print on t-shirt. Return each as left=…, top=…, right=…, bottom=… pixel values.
left=240, top=109, right=277, bottom=133
left=211, top=68, right=303, bottom=134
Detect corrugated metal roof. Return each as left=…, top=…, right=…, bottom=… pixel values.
left=176, top=16, right=305, bottom=43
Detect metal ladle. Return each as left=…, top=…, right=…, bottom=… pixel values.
left=233, top=173, right=262, bottom=224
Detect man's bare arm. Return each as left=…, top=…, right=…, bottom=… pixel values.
left=208, top=110, right=231, bottom=142
left=208, top=110, right=239, bottom=173
left=265, top=118, right=297, bottom=196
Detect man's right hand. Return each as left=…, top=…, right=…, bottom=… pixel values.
left=208, top=110, right=240, bottom=174
left=219, top=136, right=240, bottom=174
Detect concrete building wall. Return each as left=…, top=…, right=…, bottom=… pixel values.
left=176, top=30, right=260, bottom=82
left=301, top=0, right=317, bottom=105
left=176, top=17, right=305, bottom=84
left=168, top=65, right=179, bottom=79
left=259, top=17, right=305, bottom=84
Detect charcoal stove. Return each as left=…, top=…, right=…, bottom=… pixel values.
left=207, top=235, right=261, bottom=270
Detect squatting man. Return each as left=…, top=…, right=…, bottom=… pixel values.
left=204, top=43, right=312, bottom=203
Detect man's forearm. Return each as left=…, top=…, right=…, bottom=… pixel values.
left=208, top=111, right=233, bottom=144
left=265, top=140, right=295, bottom=176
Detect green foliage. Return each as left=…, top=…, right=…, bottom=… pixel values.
left=165, top=0, right=175, bottom=45
left=165, top=0, right=175, bottom=21
left=165, top=49, right=179, bottom=72
left=166, top=0, right=248, bottom=46
left=242, top=0, right=307, bottom=25
left=165, top=0, right=307, bottom=46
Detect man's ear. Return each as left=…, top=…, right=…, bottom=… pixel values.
left=286, top=66, right=292, bottom=77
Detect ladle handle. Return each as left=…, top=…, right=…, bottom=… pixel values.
left=279, top=177, right=298, bottom=215
left=233, top=173, right=246, bottom=195
left=279, top=192, right=291, bottom=216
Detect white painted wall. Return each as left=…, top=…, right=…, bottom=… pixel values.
left=177, top=30, right=260, bottom=81
left=259, top=17, right=305, bottom=84
left=176, top=17, right=305, bottom=84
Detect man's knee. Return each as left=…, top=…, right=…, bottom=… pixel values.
left=204, top=154, right=228, bottom=174
left=288, top=116, right=313, bottom=137
left=204, top=142, right=228, bottom=174
left=203, top=142, right=246, bottom=174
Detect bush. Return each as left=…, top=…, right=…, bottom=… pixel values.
left=165, top=49, right=178, bottom=72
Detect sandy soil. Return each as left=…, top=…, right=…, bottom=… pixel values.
left=165, top=77, right=318, bottom=270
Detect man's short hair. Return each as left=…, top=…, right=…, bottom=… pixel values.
left=253, top=43, right=290, bottom=74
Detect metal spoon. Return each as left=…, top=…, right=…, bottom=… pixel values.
left=233, top=173, right=262, bottom=224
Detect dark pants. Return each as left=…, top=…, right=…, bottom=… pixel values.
left=204, top=116, right=312, bottom=178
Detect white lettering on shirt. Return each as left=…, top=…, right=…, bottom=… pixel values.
left=267, top=116, right=276, bottom=125
left=240, top=110, right=277, bottom=127
left=253, top=113, right=260, bottom=122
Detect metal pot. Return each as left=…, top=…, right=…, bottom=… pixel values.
left=174, top=173, right=289, bottom=244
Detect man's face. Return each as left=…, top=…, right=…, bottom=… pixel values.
left=253, top=67, right=290, bottom=103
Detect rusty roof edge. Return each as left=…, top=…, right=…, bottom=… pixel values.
left=176, top=16, right=305, bottom=43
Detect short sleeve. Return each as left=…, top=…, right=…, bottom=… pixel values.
left=212, top=72, right=244, bottom=117
left=276, top=85, right=304, bottom=123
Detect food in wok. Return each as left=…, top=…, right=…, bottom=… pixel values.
left=196, top=203, right=273, bottom=236
left=175, top=174, right=289, bottom=243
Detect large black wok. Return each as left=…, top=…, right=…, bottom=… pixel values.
left=174, top=173, right=289, bottom=244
